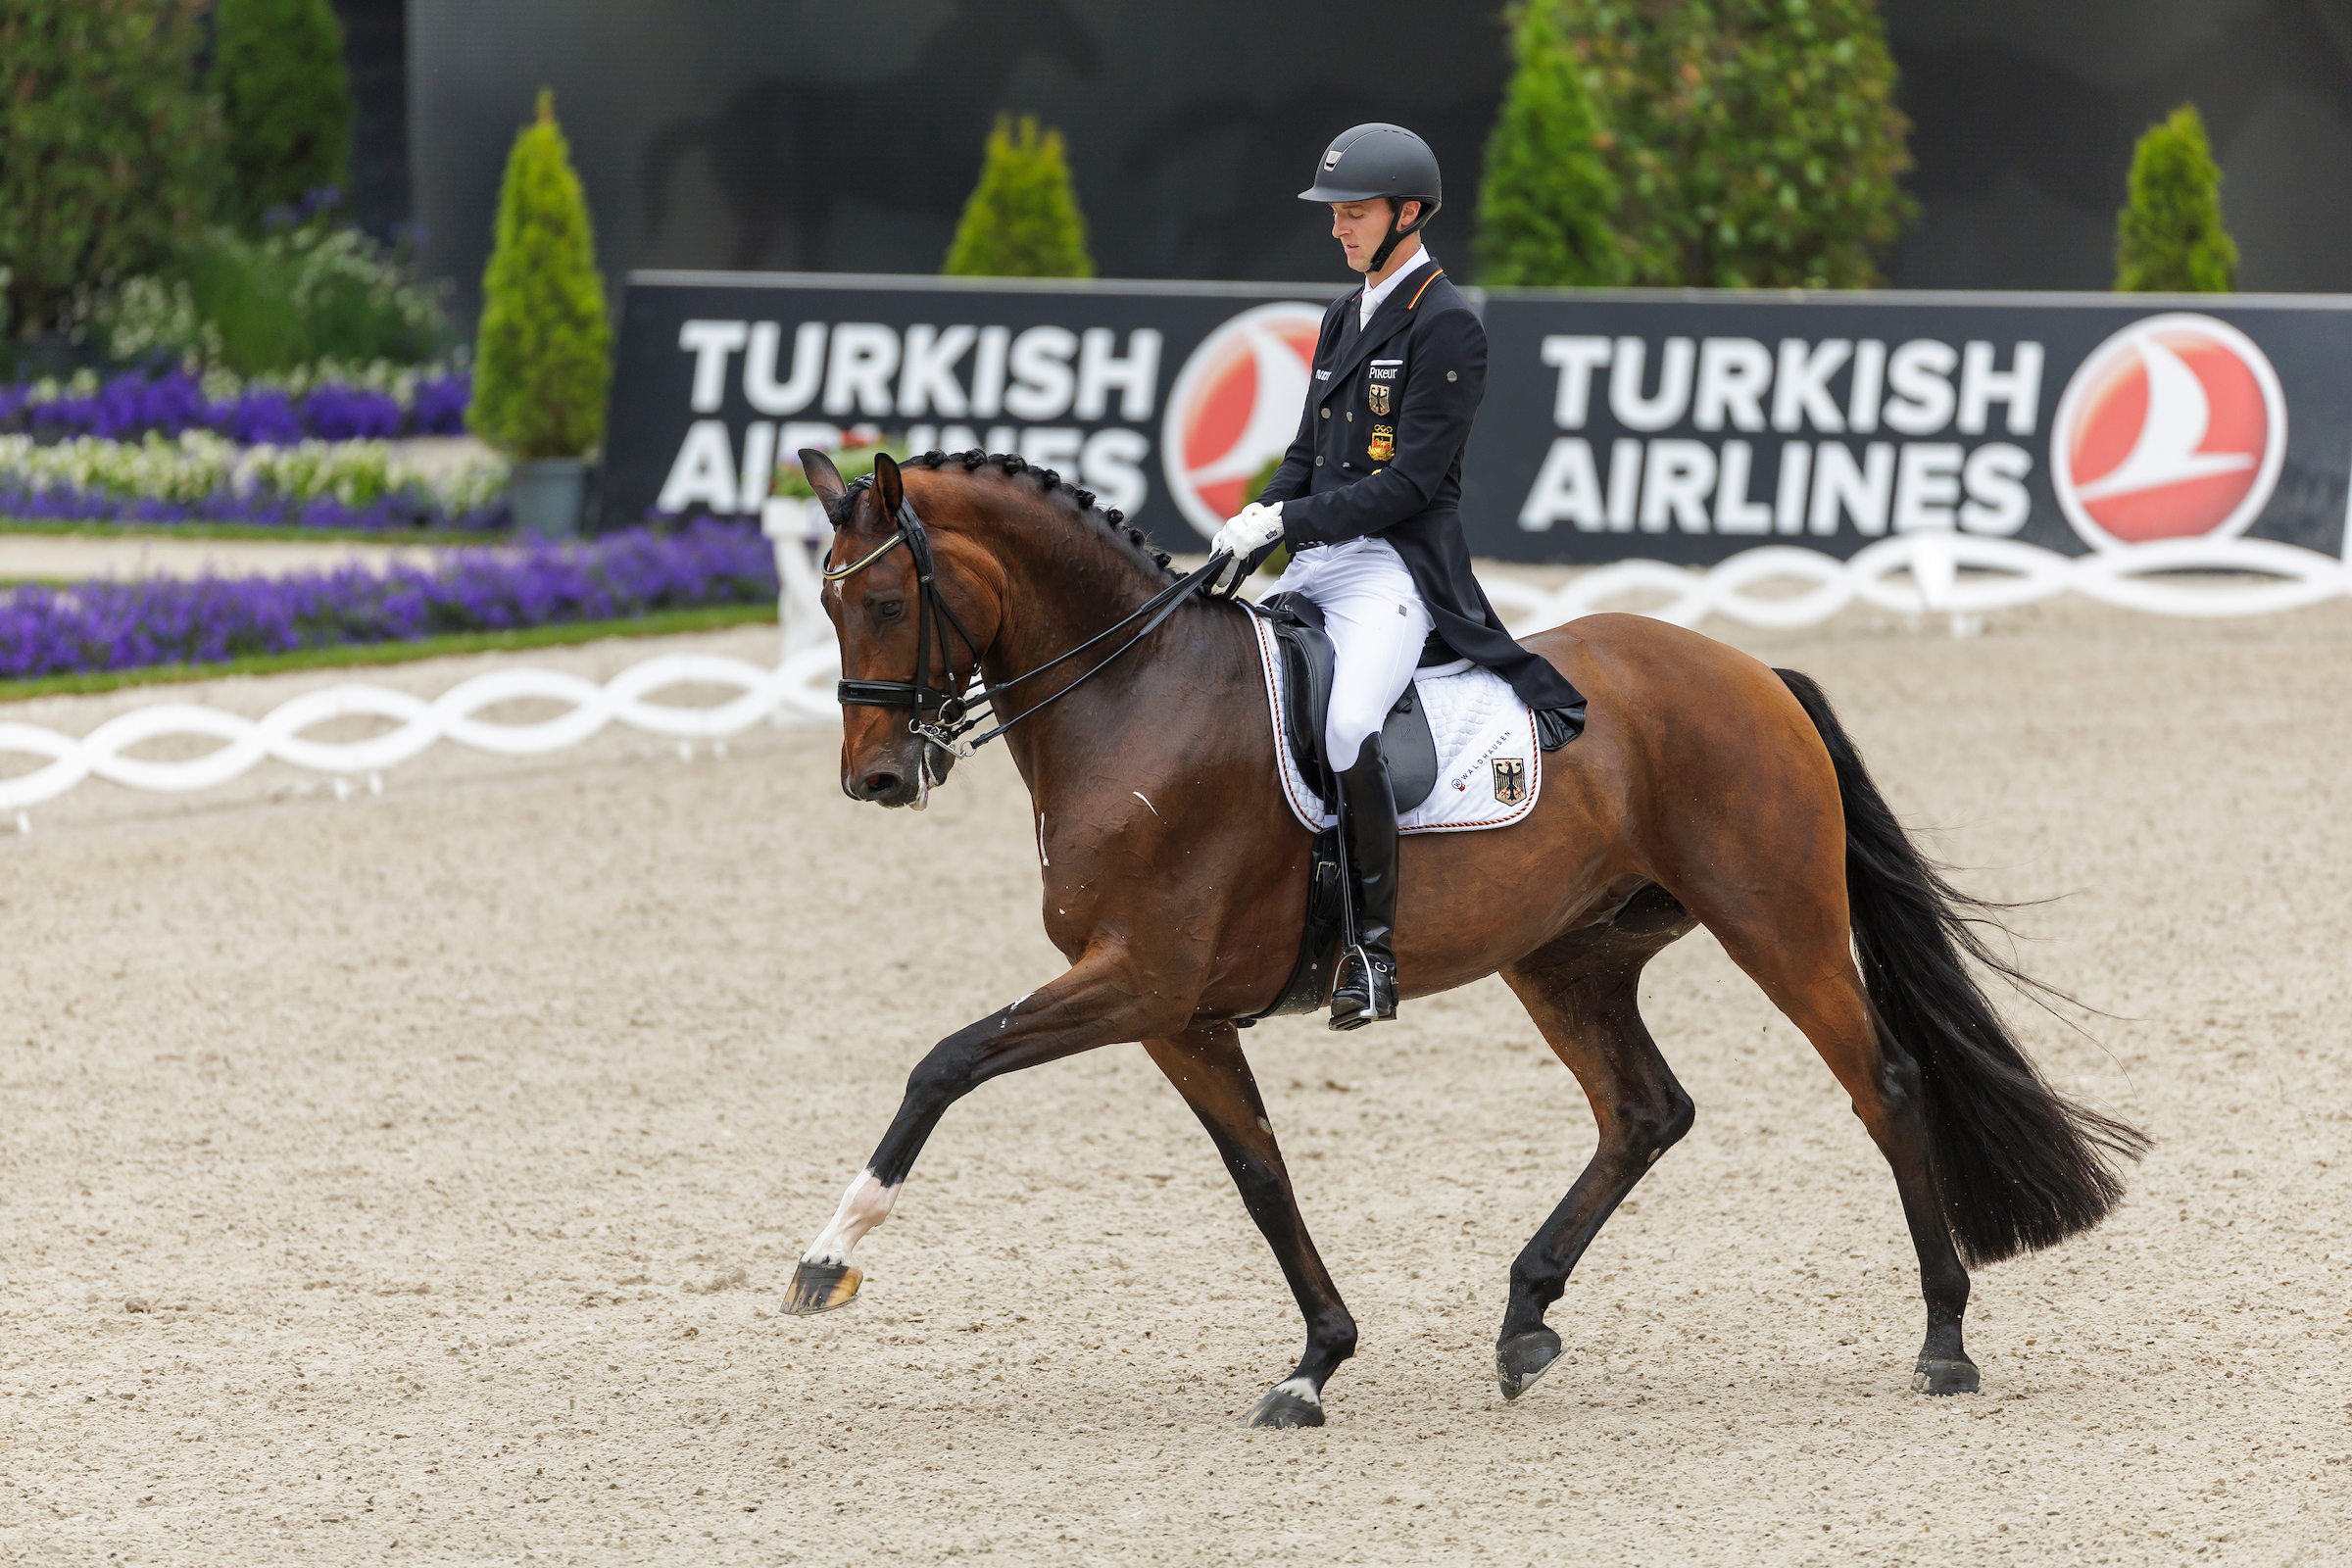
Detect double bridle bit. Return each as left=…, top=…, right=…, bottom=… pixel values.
left=822, top=476, right=1222, bottom=758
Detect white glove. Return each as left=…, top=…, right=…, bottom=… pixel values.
left=1208, top=502, right=1284, bottom=595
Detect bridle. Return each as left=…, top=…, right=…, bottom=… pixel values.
left=822, top=475, right=1223, bottom=758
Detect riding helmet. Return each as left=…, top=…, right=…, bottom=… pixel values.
left=1298, top=122, right=1443, bottom=270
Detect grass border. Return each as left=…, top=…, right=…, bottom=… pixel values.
left=0, top=603, right=779, bottom=705
left=0, top=517, right=506, bottom=546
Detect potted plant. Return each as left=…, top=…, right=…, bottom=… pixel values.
left=467, top=89, right=610, bottom=536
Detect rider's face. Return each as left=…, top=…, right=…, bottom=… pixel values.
left=1330, top=199, right=1420, bottom=275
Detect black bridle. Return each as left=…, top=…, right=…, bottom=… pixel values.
left=823, top=476, right=1223, bottom=757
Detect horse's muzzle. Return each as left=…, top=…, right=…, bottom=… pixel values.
left=843, top=738, right=957, bottom=808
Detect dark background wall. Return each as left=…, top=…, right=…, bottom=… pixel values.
left=391, top=0, right=2352, bottom=321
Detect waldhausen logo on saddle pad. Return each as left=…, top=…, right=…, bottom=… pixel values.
left=1492, top=758, right=1528, bottom=805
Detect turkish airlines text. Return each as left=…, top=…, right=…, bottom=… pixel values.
left=654, top=319, right=1163, bottom=517
left=1517, top=335, right=2044, bottom=538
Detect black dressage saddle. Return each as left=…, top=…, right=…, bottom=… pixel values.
left=1235, top=594, right=1442, bottom=1025
left=1253, top=592, right=1439, bottom=812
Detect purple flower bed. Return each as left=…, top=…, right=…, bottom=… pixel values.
left=0, top=521, right=776, bottom=680
left=0, top=368, right=472, bottom=443
left=0, top=481, right=510, bottom=534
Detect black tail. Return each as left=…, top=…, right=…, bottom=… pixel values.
left=1776, top=668, right=2149, bottom=1265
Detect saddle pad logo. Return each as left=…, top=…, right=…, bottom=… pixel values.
left=1492, top=758, right=1528, bottom=805
left=1368, top=382, right=1392, bottom=416
left=1366, top=424, right=1396, bottom=462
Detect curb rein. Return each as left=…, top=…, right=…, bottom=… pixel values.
left=822, top=476, right=1225, bottom=758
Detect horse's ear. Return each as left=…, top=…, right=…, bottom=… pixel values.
left=799, top=449, right=847, bottom=514
left=873, top=451, right=905, bottom=515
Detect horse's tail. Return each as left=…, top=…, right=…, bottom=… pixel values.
left=1775, top=667, right=2149, bottom=1265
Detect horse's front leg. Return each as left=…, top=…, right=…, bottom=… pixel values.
left=784, top=945, right=1194, bottom=1313
left=1143, top=1023, right=1356, bottom=1429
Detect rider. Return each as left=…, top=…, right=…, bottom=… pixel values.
left=1209, top=122, right=1589, bottom=1031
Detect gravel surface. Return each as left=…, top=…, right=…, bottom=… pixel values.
left=2, top=601, right=2348, bottom=1564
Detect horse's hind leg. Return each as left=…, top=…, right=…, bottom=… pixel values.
left=1492, top=884, right=1699, bottom=1399
left=1713, top=927, right=1979, bottom=1396
left=1142, top=1022, right=1357, bottom=1429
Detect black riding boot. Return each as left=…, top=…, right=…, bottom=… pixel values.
left=1329, top=734, right=1400, bottom=1030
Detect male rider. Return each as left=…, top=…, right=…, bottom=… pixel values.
left=1208, top=122, right=1588, bottom=1031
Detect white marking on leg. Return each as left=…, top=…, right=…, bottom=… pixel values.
left=1269, top=1375, right=1320, bottom=1406
left=1132, top=791, right=1159, bottom=817
left=802, top=1169, right=901, bottom=1266
left=1037, top=812, right=1049, bottom=865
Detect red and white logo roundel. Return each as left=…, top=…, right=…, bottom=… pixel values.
left=1161, top=302, right=1326, bottom=541
left=2050, top=313, right=2285, bottom=552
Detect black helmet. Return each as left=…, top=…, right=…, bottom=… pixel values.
left=1298, top=123, right=1442, bottom=271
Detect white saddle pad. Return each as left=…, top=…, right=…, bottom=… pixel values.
left=1245, top=611, right=1542, bottom=836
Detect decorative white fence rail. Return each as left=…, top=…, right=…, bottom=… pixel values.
left=2, top=500, right=2345, bottom=817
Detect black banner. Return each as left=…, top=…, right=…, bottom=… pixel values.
left=1468, top=292, right=2352, bottom=564
left=606, top=272, right=2352, bottom=565
left=602, top=271, right=1345, bottom=545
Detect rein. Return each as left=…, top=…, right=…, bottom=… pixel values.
left=823, top=476, right=1224, bottom=758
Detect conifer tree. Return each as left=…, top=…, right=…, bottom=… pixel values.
left=0, top=0, right=220, bottom=334
left=1475, top=0, right=1627, bottom=287
left=1573, top=0, right=1913, bottom=288
left=2115, top=105, right=2238, bottom=293
left=209, top=0, right=355, bottom=229
left=468, top=91, right=612, bottom=460
left=943, top=116, right=1096, bottom=278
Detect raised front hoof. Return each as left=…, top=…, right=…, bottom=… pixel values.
left=1496, top=1328, right=1563, bottom=1401
left=1910, top=1355, right=1981, bottom=1396
left=1243, top=1383, right=1326, bottom=1429
left=782, top=1260, right=862, bottom=1315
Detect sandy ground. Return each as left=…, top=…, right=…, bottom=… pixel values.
left=3, top=599, right=2349, bottom=1565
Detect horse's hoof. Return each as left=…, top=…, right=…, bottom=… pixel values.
left=1496, top=1328, right=1563, bottom=1400
left=782, top=1260, right=862, bottom=1315
left=1910, top=1355, right=1981, bottom=1396
left=1243, top=1379, right=1325, bottom=1429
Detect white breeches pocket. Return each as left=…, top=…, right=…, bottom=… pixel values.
left=1269, top=539, right=1435, bottom=766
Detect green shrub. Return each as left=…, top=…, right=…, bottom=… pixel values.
left=1574, top=0, right=1914, bottom=288
left=209, top=0, right=355, bottom=230
left=98, top=223, right=451, bottom=373
left=943, top=116, right=1096, bottom=278
left=0, top=0, right=220, bottom=335
left=1476, top=0, right=1628, bottom=287
left=468, top=91, right=612, bottom=461
left=2115, top=105, right=2237, bottom=293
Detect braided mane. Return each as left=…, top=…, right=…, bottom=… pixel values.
left=882, top=450, right=1179, bottom=583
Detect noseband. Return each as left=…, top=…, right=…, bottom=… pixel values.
left=822, top=475, right=1222, bottom=757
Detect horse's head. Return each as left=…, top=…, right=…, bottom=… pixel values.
left=808, top=450, right=994, bottom=808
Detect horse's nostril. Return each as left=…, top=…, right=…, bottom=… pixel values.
left=861, top=770, right=902, bottom=799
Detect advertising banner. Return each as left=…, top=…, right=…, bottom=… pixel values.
left=603, top=271, right=1345, bottom=544
left=1469, top=292, right=2352, bottom=565
left=606, top=273, right=2352, bottom=574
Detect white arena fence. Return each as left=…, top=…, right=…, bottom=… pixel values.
left=2, top=498, right=2346, bottom=818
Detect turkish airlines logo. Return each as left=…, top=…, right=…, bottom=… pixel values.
left=2050, top=313, right=2285, bottom=551
left=1161, top=302, right=1325, bottom=540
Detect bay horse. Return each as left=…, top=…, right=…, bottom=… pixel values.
left=785, top=449, right=2145, bottom=1428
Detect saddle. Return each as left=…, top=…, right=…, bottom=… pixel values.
left=1234, top=594, right=1440, bottom=1026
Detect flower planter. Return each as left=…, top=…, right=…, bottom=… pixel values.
left=511, top=457, right=586, bottom=537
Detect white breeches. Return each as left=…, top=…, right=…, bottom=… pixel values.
left=1269, top=536, right=1434, bottom=766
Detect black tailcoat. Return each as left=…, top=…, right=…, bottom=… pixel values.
left=1255, top=265, right=1585, bottom=719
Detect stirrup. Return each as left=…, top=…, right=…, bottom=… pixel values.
left=1328, top=945, right=1396, bottom=1031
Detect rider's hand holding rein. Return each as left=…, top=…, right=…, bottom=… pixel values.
left=1210, top=502, right=1285, bottom=596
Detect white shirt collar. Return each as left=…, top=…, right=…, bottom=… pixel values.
left=1358, top=247, right=1433, bottom=329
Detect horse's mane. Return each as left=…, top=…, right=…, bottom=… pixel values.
left=831, top=450, right=1178, bottom=584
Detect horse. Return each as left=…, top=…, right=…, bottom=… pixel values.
left=783, top=449, right=2146, bottom=1429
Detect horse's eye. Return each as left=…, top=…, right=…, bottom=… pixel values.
left=876, top=599, right=905, bottom=620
